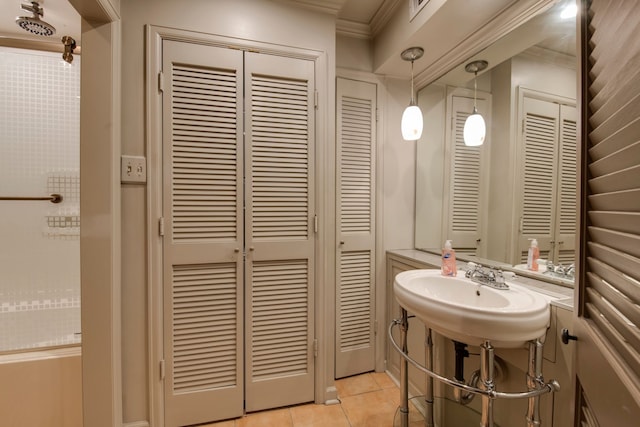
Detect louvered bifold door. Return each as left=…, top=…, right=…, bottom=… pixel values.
left=162, top=41, right=244, bottom=427
left=335, top=78, right=377, bottom=379
left=517, top=96, right=560, bottom=263
left=574, top=0, right=640, bottom=424
left=446, top=95, right=488, bottom=254
left=555, top=104, right=577, bottom=264
left=243, top=52, right=315, bottom=412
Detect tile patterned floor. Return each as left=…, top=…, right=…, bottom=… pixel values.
left=204, top=372, right=424, bottom=427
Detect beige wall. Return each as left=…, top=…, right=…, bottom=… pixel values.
left=336, top=35, right=373, bottom=72
left=381, top=77, right=416, bottom=250
left=119, top=1, right=336, bottom=423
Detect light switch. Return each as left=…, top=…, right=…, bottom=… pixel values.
left=121, top=155, right=147, bottom=183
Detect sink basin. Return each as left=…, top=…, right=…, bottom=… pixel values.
left=394, top=269, right=550, bottom=348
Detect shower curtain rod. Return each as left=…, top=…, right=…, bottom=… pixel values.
left=0, top=194, right=63, bottom=203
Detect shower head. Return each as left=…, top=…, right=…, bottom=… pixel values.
left=15, top=1, right=56, bottom=37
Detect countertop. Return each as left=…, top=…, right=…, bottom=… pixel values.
left=387, top=249, right=574, bottom=311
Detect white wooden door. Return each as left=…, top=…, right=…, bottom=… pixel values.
left=161, top=41, right=316, bottom=424
left=555, top=104, right=577, bottom=264
left=518, top=96, right=560, bottom=262
left=517, top=96, right=576, bottom=264
left=335, top=78, right=377, bottom=379
left=243, top=51, right=316, bottom=412
left=444, top=94, right=489, bottom=255
left=574, top=0, right=640, bottom=424
left=162, top=41, right=244, bottom=427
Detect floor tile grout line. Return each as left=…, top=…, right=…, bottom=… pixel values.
left=337, top=399, right=354, bottom=427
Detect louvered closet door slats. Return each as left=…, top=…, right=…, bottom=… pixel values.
left=575, top=2, right=640, bottom=425
left=583, top=0, right=640, bottom=397
left=339, top=251, right=372, bottom=348
left=250, top=73, right=310, bottom=241
left=162, top=41, right=244, bottom=427
left=447, top=95, right=486, bottom=252
left=341, top=96, right=373, bottom=233
left=452, top=110, right=480, bottom=231
left=557, top=105, right=577, bottom=263
left=244, top=52, right=315, bottom=412
left=335, top=78, right=376, bottom=379
left=172, top=264, right=238, bottom=392
left=517, top=96, right=560, bottom=262
left=585, top=136, right=640, bottom=377
left=171, top=65, right=240, bottom=243
left=251, top=259, right=310, bottom=378
left=522, top=98, right=558, bottom=237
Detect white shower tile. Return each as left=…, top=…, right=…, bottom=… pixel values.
left=0, top=47, right=81, bottom=352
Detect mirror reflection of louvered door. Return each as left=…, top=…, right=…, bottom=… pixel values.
left=244, top=52, right=315, bottom=412
left=161, top=41, right=315, bottom=426
left=335, top=78, right=377, bottom=379
left=445, top=95, right=489, bottom=255
left=517, top=95, right=576, bottom=264
left=556, top=104, right=577, bottom=263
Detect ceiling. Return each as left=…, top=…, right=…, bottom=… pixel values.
left=0, top=0, right=575, bottom=81
left=0, top=0, right=390, bottom=47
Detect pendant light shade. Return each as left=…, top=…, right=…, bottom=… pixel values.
left=463, top=108, right=486, bottom=147
left=463, top=60, right=488, bottom=147
left=401, top=105, right=423, bottom=140
left=400, top=47, right=424, bottom=141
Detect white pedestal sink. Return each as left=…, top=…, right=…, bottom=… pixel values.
left=394, top=269, right=550, bottom=348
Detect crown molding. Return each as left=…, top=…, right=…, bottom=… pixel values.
left=521, top=45, right=576, bottom=69
left=336, top=0, right=402, bottom=40
left=336, top=19, right=371, bottom=39
left=370, top=0, right=402, bottom=38
left=287, top=0, right=347, bottom=15
left=412, top=0, right=556, bottom=88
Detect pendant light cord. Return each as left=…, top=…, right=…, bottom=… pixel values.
left=410, top=59, right=415, bottom=105
left=473, top=70, right=478, bottom=113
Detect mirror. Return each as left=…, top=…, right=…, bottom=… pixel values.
left=414, top=1, right=577, bottom=287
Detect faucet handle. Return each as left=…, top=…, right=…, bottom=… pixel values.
left=489, top=269, right=505, bottom=283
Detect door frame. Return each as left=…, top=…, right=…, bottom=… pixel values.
left=72, top=1, right=122, bottom=426
left=145, top=25, right=332, bottom=426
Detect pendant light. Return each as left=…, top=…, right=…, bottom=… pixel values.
left=463, top=60, right=488, bottom=147
left=400, top=47, right=424, bottom=141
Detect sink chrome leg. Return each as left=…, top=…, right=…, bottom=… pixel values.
left=526, top=338, right=544, bottom=427
left=399, top=308, right=409, bottom=427
left=425, top=328, right=434, bottom=427
left=480, top=341, right=495, bottom=427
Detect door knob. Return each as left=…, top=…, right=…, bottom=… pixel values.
left=561, top=328, right=577, bottom=345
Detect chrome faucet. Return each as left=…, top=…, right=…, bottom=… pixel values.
left=464, top=262, right=510, bottom=290
left=543, top=260, right=575, bottom=280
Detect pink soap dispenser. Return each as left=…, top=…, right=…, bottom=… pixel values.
left=441, top=240, right=457, bottom=277
left=527, top=238, right=540, bottom=271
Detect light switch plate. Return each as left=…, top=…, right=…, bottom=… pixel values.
left=121, top=155, right=147, bottom=183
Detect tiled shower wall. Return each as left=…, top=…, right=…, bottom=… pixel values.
left=0, top=47, right=80, bottom=351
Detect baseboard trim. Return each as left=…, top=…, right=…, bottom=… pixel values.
left=123, top=422, right=150, bottom=427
